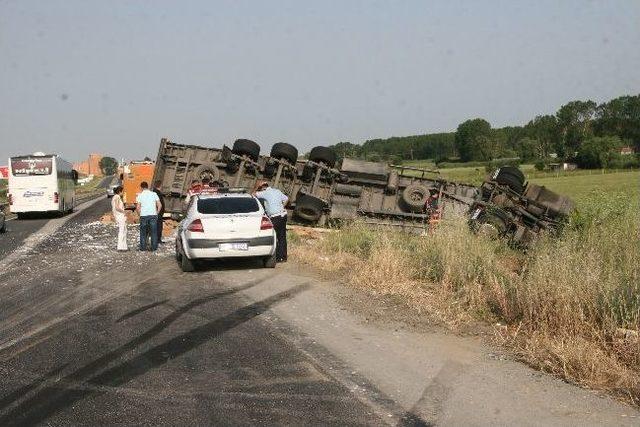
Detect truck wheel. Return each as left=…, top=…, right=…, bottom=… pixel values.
left=232, top=139, right=260, bottom=161
left=193, top=164, right=221, bottom=182
left=495, top=173, right=524, bottom=194
left=492, top=167, right=525, bottom=194
left=270, top=143, right=298, bottom=164
left=180, top=253, right=196, bottom=272
left=294, top=193, right=326, bottom=222
left=401, top=184, right=431, bottom=213
left=309, top=146, right=337, bottom=168
left=494, top=166, right=525, bottom=182
left=263, top=254, right=277, bottom=268
left=301, top=164, right=315, bottom=182
left=476, top=213, right=508, bottom=239
left=263, top=161, right=277, bottom=178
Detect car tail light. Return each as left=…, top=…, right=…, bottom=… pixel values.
left=8, top=194, right=12, bottom=205
left=260, top=215, right=273, bottom=230
left=187, top=218, right=204, bottom=232
left=54, top=192, right=59, bottom=203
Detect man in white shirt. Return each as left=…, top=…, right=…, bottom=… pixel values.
left=136, top=181, right=162, bottom=251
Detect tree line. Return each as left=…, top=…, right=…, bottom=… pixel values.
left=329, top=94, right=639, bottom=169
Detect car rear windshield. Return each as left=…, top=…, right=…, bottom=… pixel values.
left=197, top=197, right=259, bottom=214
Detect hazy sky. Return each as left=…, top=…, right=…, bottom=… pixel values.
left=1, top=0, right=639, bottom=163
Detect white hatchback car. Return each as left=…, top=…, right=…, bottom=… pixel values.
left=175, top=191, right=277, bottom=272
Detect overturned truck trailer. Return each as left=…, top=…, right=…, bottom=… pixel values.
left=153, top=138, right=576, bottom=245
left=152, top=138, right=478, bottom=228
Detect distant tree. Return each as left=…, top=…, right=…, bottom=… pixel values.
left=594, top=95, right=640, bottom=150
left=329, top=142, right=362, bottom=160
left=515, top=137, right=539, bottom=161
left=455, top=118, right=492, bottom=161
left=556, top=100, right=597, bottom=156
left=575, top=136, right=623, bottom=169
left=99, top=157, right=118, bottom=175
left=524, top=115, right=561, bottom=158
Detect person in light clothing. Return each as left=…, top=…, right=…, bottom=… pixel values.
left=253, top=180, right=289, bottom=262
left=136, top=181, right=162, bottom=251
left=111, top=186, right=128, bottom=251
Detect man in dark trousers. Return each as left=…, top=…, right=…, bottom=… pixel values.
left=153, top=180, right=165, bottom=244
left=253, top=180, right=289, bottom=262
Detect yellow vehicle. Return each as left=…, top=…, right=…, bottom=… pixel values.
left=122, top=161, right=155, bottom=209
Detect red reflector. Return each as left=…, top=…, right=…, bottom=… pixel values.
left=187, top=218, right=204, bottom=232
left=260, top=215, right=273, bottom=230
left=54, top=192, right=59, bottom=203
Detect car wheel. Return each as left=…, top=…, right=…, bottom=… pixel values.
left=263, top=254, right=277, bottom=268
left=180, top=253, right=196, bottom=272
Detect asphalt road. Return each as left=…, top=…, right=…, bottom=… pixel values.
left=0, top=176, right=113, bottom=261
left=0, top=216, right=52, bottom=260
left=0, top=199, right=638, bottom=426
left=0, top=200, right=393, bottom=426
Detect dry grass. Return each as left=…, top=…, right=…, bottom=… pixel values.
left=290, top=190, right=640, bottom=403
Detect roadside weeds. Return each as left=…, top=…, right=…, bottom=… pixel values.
left=289, top=191, right=640, bottom=405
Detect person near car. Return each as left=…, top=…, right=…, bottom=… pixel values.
left=136, top=181, right=162, bottom=251
left=111, top=185, right=128, bottom=251
left=153, top=180, right=166, bottom=245
left=254, top=180, right=289, bottom=262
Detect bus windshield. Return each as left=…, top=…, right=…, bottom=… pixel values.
left=10, top=157, right=53, bottom=176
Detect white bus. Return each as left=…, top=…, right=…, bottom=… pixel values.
left=8, top=152, right=78, bottom=218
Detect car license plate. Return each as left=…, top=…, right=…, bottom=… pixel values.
left=219, top=242, right=248, bottom=251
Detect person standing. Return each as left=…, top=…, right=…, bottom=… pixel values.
left=111, top=186, right=128, bottom=251
left=254, top=180, right=289, bottom=262
left=153, top=180, right=165, bottom=244
left=136, top=181, right=161, bottom=251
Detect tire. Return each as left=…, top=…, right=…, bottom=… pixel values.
left=193, top=164, right=221, bottom=182
left=301, top=164, right=315, bottom=182
left=308, top=146, right=337, bottom=168
left=263, top=255, right=277, bottom=268
left=494, top=166, right=525, bottom=182
left=401, top=184, right=431, bottom=213
left=232, top=139, right=260, bottom=161
left=492, top=167, right=525, bottom=194
left=294, top=193, right=326, bottom=222
left=476, top=212, right=508, bottom=239
left=263, top=161, right=277, bottom=178
left=333, top=183, right=362, bottom=197
left=270, top=142, right=298, bottom=164
left=495, top=173, right=524, bottom=194
left=180, top=252, right=196, bottom=272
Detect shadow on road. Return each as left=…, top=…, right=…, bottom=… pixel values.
left=0, top=283, right=310, bottom=426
